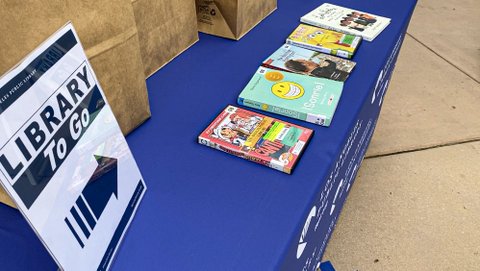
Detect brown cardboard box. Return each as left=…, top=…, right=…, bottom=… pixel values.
left=0, top=0, right=151, bottom=136
left=0, top=186, right=15, bottom=208
left=196, top=0, right=277, bottom=40
left=132, top=0, right=199, bottom=77
left=0, top=0, right=151, bottom=207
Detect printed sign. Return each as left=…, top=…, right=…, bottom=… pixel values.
left=0, top=23, right=146, bottom=271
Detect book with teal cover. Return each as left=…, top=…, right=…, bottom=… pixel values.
left=238, top=67, right=344, bottom=126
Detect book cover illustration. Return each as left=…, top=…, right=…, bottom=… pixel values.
left=263, top=44, right=356, bottom=82
left=301, top=3, right=391, bottom=42
left=198, top=106, right=313, bottom=174
left=286, top=24, right=361, bottom=59
left=238, top=67, right=344, bottom=127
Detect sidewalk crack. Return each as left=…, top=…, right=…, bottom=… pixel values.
left=406, top=32, right=480, bottom=84
left=366, top=138, right=480, bottom=159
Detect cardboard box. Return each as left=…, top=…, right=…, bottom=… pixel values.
left=196, top=0, right=277, bottom=39
left=132, top=0, right=199, bottom=77
left=0, top=0, right=151, bottom=136
left=0, top=187, right=15, bottom=208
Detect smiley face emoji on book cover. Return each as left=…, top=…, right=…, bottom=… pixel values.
left=238, top=67, right=344, bottom=126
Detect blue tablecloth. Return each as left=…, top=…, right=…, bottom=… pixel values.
left=0, top=0, right=416, bottom=270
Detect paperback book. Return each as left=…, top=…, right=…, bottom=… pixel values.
left=301, top=3, right=391, bottom=42
left=263, top=44, right=356, bottom=82
left=198, top=105, right=313, bottom=174
left=238, top=67, right=344, bottom=126
left=286, top=24, right=361, bottom=59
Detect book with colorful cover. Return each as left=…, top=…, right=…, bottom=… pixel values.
left=263, top=44, right=356, bottom=82
left=198, top=105, right=313, bottom=174
left=301, top=3, right=391, bottom=42
left=238, top=67, right=344, bottom=126
left=286, top=24, right=361, bottom=59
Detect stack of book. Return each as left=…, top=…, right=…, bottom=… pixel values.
left=199, top=3, right=391, bottom=174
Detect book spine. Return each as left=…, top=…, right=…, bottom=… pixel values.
left=198, top=136, right=280, bottom=172
left=332, top=49, right=352, bottom=59
left=261, top=63, right=288, bottom=73
left=286, top=38, right=353, bottom=59
left=238, top=97, right=309, bottom=124
left=286, top=39, right=332, bottom=55
left=301, top=17, right=359, bottom=39
left=198, top=136, right=218, bottom=151
left=302, top=17, right=372, bottom=42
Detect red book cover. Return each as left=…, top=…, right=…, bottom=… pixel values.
left=198, top=105, right=313, bottom=174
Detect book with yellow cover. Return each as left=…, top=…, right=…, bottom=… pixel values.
left=286, top=24, right=361, bottom=59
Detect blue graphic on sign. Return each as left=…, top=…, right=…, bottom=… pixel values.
left=64, top=156, right=118, bottom=248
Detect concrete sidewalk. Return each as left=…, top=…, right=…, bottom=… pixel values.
left=323, top=0, right=480, bottom=270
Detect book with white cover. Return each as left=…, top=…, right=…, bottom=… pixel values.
left=301, top=3, right=391, bottom=41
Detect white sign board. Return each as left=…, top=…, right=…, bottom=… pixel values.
left=0, top=23, right=146, bottom=271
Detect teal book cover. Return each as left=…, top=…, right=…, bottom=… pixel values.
left=238, top=67, right=344, bottom=126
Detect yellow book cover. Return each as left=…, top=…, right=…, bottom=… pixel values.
left=286, top=24, right=362, bottom=59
